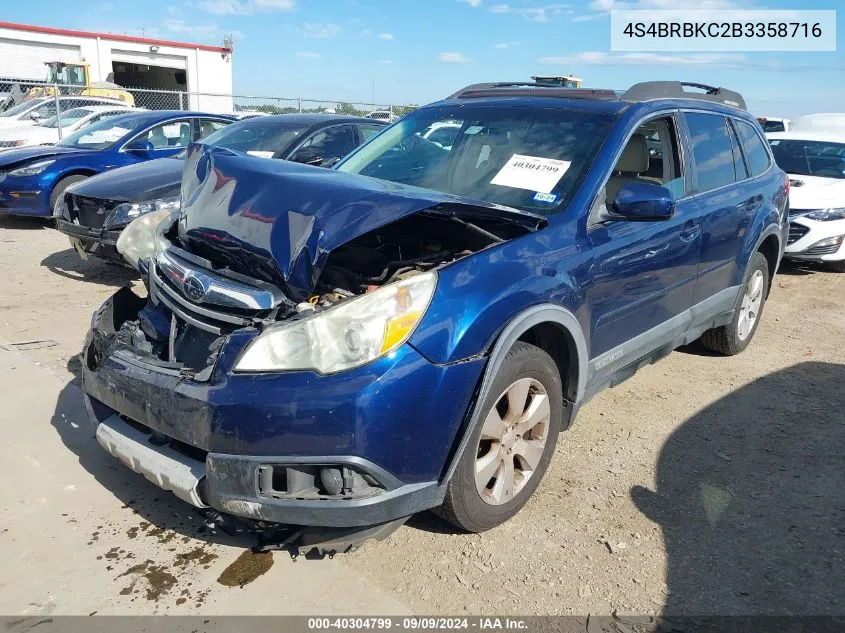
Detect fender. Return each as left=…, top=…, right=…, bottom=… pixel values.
left=745, top=222, right=783, bottom=282
left=440, top=303, right=588, bottom=484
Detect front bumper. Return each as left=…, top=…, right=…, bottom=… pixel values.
left=55, top=218, right=124, bottom=262
left=0, top=187, right=49, bottom=216
left=86, top=400, right=445, bottom=526
left=81, top=288, right=485, bottom=526
left=784, top=216, right=845, bottom=262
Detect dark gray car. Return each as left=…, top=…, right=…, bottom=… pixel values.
left=56, top=113, right=386, bottom=262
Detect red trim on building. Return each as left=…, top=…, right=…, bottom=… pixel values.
left=0, top=21, right=232, bottom=54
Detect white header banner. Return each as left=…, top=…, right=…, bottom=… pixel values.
left=610, top=10, right=836, bottom=52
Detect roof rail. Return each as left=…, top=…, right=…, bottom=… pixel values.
left=622, top=81, right=746, bottom=110
left=447, top=82, right=618, bottom=101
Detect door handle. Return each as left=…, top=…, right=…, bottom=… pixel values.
left=680, top=220, right=700, bottom=242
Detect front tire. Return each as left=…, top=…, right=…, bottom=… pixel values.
left=49, top=175, right=88, bottom=218
left=701, top=251, right=769, bottom=356
left=436, top=341, right=563, bottom=532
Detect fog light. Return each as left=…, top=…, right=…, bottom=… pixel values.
left=320, top=467, right=344, bottom=496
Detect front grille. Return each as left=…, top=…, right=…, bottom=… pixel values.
left=68, top=194, right=121, bottom=229
left=149, top=247, right=285, bottom=335
left=803, top=242, right=842, bottom=257
left=787, top=222, right=809, bottom=245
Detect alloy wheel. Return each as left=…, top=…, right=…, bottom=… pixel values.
left=737, top=269, right=765, bottom=341
left=475, top=377, right=551, bottom=506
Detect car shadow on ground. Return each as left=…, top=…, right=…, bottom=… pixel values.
left=0, top=215, right=51, bottom=230
left=41, top=247, right=137, bottom=286
left=631, top=361, right=845, bottom=619
left=776, top=260, right=830, bottom=276
left=50, top=379, right=259, bottom=550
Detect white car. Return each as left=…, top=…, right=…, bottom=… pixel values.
left=791, top=113, right=845, bottom=135
left=757, top=117, right=790, bottom=133
left=0, top=105, right=134, bottom=148
left=234, top=110, right=269, bottom=120
left=768, top=131, right=845, bottom=272
left=0, top=98, right=52, bottom=129
left=0, top=96, right=129, bottom=130
left=421, top=121, right=462, bottom=150
left=365, top=110, right=396, bottom=123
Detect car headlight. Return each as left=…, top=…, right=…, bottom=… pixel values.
left=115, top=208, right=179, bottom=270
left=104, top=196, right=180, bottom=229
left=9, top=159, right=55, bottom=176
left=235, top=272, right=437, bottom=374
left=804, top=208, right=845, bottom=222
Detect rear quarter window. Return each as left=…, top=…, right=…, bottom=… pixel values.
left=734, top=119, right=772, bottom=177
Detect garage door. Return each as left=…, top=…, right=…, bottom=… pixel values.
left=111, top=49, right=187, bottom=70
left=0, top=38, right=81, bottom=81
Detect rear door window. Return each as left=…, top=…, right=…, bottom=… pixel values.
left=357, top=123, right=384, bottom=142
left=685, top=112, right=737, bottom=193
left=295, top=125, right=358, bottom=162
left=139, top=120, right=194, bottom=149
left=199, top=118, right=231, bottom=139
left=734, top=119, right=772, bottom=177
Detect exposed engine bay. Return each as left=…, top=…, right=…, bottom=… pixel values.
left=91, top=209, right=532, bottom=380
left=306, top=212, right=518, bottom=311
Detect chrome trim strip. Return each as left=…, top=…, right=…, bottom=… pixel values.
left=151, top=265, right=249, bottom=327
left=156, top=248, right=281, bottom=310
left=152, top=286, right=224, bottom=335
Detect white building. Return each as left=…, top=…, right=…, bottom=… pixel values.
left=0, top=21, right=233, bottom=112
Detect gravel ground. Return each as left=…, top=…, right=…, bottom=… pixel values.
left=1, top=214, right=843, bottom=616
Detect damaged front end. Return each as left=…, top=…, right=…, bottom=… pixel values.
left=82, top=144, right=540, bottom=543
left=99, top=144, right=541, bottom=381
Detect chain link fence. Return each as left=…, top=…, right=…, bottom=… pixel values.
left=1, top=79, right=418, bottom=140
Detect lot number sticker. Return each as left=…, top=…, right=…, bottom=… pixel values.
left=491, top=154, right=571, bottom=194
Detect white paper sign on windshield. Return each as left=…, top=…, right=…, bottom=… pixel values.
left=490, top=154, right=571, bottom=194
left=247, top=150, right=275, bottom=159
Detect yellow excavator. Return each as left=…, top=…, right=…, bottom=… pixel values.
left=28, top=61, right=135, bottom=106
left=531, top=75, right=583, bottom=88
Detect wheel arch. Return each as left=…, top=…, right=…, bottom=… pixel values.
left=439, top=304, right=588, bottom=485
left=48, top=169, right=97, bottom=208
left=756, top=231, right=781, bottom=293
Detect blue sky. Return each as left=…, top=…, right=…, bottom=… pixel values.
left=6, top=0, right=845, bottom=116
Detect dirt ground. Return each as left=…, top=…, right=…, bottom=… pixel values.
left=0, top=214, right=843, bottom=617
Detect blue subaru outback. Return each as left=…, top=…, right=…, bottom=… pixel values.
left=80, top=81, right=788, bottom=542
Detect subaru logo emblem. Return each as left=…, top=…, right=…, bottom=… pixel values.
left=183, top=276, right=206, bottom=302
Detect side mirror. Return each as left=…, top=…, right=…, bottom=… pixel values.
left=29, top=112, right=43, bottom=121
left=290, top=147, right=324, bottom=166
left=610, top=182, right=675, bottom=221
left=126, top=140, right=155, bottom=155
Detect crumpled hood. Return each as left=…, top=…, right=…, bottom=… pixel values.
left=0, top=145, right=91, bottom=170
left=179, top=144, right=543, bottom=301
left=71, top=156, right=183, bottom=203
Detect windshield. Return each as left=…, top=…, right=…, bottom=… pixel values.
left=47, top=63, right=86, bottom=86
left=337, top=105, right=618, bottom=213
left=199, top=119, right=309, bottom=157
left=0, top=99, right=46, bottom=118
left=56, top=114, right=147, bottom=150
left=41, top=108, right=92, bottom=128
left=769, top=139, right=845, bottom=179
